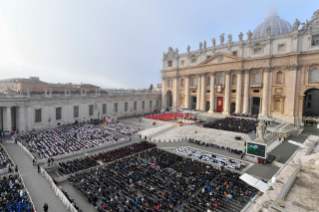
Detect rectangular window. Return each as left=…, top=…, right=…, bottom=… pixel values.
left=142, top=101, right=145, bottom=109
left=232, top=51, right=237, bottom=56
left=191, top=58, right=197, bottom=63
left=150, top=100, right=152, bottom=108
left=35, top=109, right=41, bottom=123
left=253, top=48, right=262, bottom=55
left=232, top=89, right=236, bottom=93
left=312, top=34, right=319, bottom=46
left=134, top=101, right=137, bottom=110
left=168, top=60, right=172, bottom=67
left=181, top=60, right=185, bottom=66
left=102, top=104, right=107, bottom=114
left=278, top=44, right=285, bottom=52
left=206, top=56, right=211, bottom=60
left=89, top=105, right=94, bottom=116
left=56, top=107, right=62, bottom=120
left=253, top=89, right=259, bottom=93
left=74, top=106, right=79, bottom=118
left=114, top=103, right=118, bottom=113
left=125, top=102, right=128, bottom=112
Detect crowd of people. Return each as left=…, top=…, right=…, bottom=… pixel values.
left=59, top=186, right=83, bottom=212
left=20, top=125, right=126, bottom=159
left=203, top=118, right=257, bottom=134
left=0, top=147, right=13, bottom=170
left=174, top=147, right=246, bottom=170
left=58, top=156, right=99, bottom=175
left=106, top=123, right=140, bottom=135
left=0, top=174, right=34, bottom=211
left=68, top=148, right=257, bottom=212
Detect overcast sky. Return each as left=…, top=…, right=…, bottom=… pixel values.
left=0, top=1, right=316, bottom=89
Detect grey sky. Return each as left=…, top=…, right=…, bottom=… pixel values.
left=0, top=1, right=315, bottom=89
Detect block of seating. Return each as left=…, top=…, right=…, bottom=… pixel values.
left=58, top=186, right=82, bottom=212
left=21, top=124, right=125, bottom=159
left=0, top=146, right=13, bottom=170
left=106, top=123, right=140, bottom=135
left=58, top=156, right=99, bottom=175
left=0, top=174, right=34, bottom=211
left=203, top=117, right=257, bottom=134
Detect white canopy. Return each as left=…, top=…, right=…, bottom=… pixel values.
left=240, top=173, right=269, bottom=193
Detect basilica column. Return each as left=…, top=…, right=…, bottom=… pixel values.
left=209, top=73, right=216, bottom=113
left=196, top=75, right=201, bottom=110
left=173, top=76, right=178, bottom=111
left=261, top=68, right=270, bottom=116
left=6, top=106, right=11, bottom=132
left=161, top=77, right=166, bottom=110
left=200, top=73, right=206, bottom=111
left=243, top=69, right=250, bottom=114
left=235, top=69, right=243, bottom=113
left=286, top=64, right=298, bottom=123
left=223, top=71, right=231, bottom=114
left=19, top=106, right=26, bottom=133
left=185, top=75, right=190, bottom=108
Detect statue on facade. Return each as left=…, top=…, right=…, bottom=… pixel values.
left=293, top=19, right=300, bottom=31
left=266, top=26, right=271, bottom=36
left=229, top=34, right=234, bottom=43
left=163, top=52, right=165, bottom=59
left=199, top=42, right=202, bottom=50
left=175, top=48, right=179, bottom=55
left=256, top=121, right=266, bottom=142
left=212, top=38, right=216, bottom=47
left=187, top=45, right=190, bottom=53
left=168, top=47, right=173, bottom=52
left=220, top=34, right=225, bottom=46
left=238, top=32, right=243, bottom=41
left=246, top=30, right=252, bottom=41
left=203, top=40, right=206, bottom=49
left=300, top=19, right=312, bottom=31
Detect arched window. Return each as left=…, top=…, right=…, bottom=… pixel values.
left=193, top=77, right=197, bottom=86
left=219, top=75, right=224, bottom=85
left=232, top=76, right=237, bottom=85
left=254, top=73, right=261, bottom=84
left=307, top=102, right=312, bottom=108
left=276, top=71, right=283, bottom=84
left=310, top=69, right=319, bottom=82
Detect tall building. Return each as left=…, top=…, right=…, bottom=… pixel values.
left=161, top=8, right=319, bottom=124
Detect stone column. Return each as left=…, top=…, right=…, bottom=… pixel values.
left=223, top=71, right=231, bottom=114
left=6, top=106, right=11, bottom=132
left=243, top=69, right=250, bottom=114
left=209, top=73, right=216, bottom=113
left=235, top=69, right=243, bottom=113
left=173, top=76, right=178, bottom=111
left=200, top=73, right=206, bottom=111
left=161, top=77, right=166, bottom=110
left=261, top=68, right=270, bottom=116
left=185, top=75, right=190, bottom=108
left=286, top=64, right=299, bottom=123
left=196, top=75, right=201, bottom=110
left=19, top=106, right=26, bottom=133
left=0, top=107, right=2, bottom=130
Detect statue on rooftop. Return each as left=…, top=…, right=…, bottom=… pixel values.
left=266, top=26, right=271, bottom=36
left=227, top=34, right=232, bottom=44
left=246, top=30, right=252, bottom=41
left=187, top=45, right=190, bottom=53
left=212, top=38, right=216, bottom=47
left=238, top=32, right=243, bottom=41
left=203, top=40, right=207, bottom=49
left=293, top=18, right=300, bottom=31
left=220, top=34, right=225, bottom=46
left=199, top=42, right=202, bottom=50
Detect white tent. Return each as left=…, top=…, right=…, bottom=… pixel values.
left=240, top=173, right=269, bottom=193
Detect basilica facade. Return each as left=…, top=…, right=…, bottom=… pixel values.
left=161, top=8, right=319, bottom=124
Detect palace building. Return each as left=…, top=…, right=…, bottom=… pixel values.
left=161, top=8, right=319, bottom=124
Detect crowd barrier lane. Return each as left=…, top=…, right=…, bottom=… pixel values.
left=17, top=138, right=130, bottom=164
left=0, top=143, right=15, bottom=175
left=40, top=167, right=77, bottom=211
left=18, top=171, right=36, bottom=211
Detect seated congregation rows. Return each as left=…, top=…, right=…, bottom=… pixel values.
left=59, top=186, right=83, bottom=212
left=106, top=123, right=141, bottom=135
left=0, top=146, right=13, bottom=170
left=0, top=174, right=34, bottom=211
left=203, top=117, right=257, bottom=134
left=58, top=142, right=156, bottom=174
left=174, top=146, right=246, bottom=170
left=67, top=148, right=258, bottom=212
left=21, top=124, right=126, bottom=159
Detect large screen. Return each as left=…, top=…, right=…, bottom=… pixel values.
left=246, top=142, right=267, bottom=158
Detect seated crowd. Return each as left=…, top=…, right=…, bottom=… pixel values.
left=59, top=156, right=99, bottom=175
left=107, top=123, right=140, bottom=135
left=0, top=147, right=13, bottom=170
left=188, top=139, right=243, bottom=155
left=203, top=117, right=257, bottom=134
left=21, top=124, right=126, bottom=159
left=0, top=174, right=34, bottom=211
left=59, top=186, right=83, bottom=212
left=68, top=148, right=257, bottom=212
left=174, top=147, right=245, bottom=170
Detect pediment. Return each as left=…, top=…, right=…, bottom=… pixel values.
left=200, top=52, right=243, bottom=66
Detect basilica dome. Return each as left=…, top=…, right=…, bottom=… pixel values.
left=252, top=8, right=293, bottom=39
